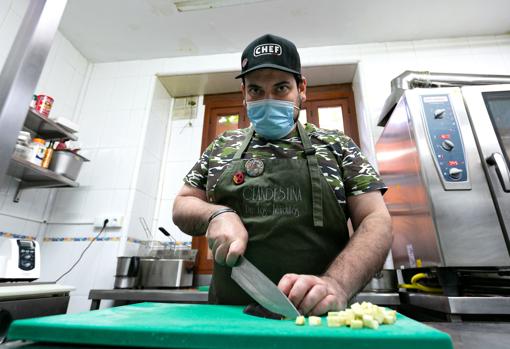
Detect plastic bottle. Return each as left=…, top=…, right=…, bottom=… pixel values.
left=41, top=141, right=54, bottom=169
left=29, top=138, right=46, bottom=166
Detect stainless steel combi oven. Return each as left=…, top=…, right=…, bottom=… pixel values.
left=376, top=72, right=510, bottom=316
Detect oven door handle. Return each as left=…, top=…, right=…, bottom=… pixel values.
left=487, top=152, right=510, bottom=193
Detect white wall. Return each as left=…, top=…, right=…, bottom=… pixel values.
left=154, top=97, right=205, bottom=243
left=0, top=0, right=89, bottom=245
left=123, top=78, right=171, bottom=252
left=0, top=0, right=27, bottom=71
left=40, top=62, right=157, bottom=313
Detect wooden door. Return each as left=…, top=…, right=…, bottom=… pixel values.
left=299, top=84, right=359, bottom=146
left=193, top=85, right=358, bottom=275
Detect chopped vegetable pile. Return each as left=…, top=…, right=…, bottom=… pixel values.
left=295, top=301, right=397, bottom=329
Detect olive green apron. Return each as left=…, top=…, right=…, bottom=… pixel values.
left=206, top=122, right=349, bottom=304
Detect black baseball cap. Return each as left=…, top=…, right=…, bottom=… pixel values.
left=235, top=34, right=301, bottom=79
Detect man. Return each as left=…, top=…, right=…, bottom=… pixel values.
left=173, top=34, right=392, bottom=316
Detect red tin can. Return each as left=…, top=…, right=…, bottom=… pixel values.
left=35, top=95, right=54, bottom=117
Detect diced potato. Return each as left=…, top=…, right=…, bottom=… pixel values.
left=327, top=316, right=344, bottom=327
left=350, top=303, right=361, bottom=311
left=383, top=314, right=396, bottom=325
left=350, top=319, right=363, bottom=329
left=362, top=314, right=373, bottom=324
left=386, top=310, right=397, bottom=317
left=365, top=319, right=379, bottom=330
left=343, top=311, right=354, bottom=325
left=374, top=313, right=384, bottom=324
left=295, top=316, right=305, bottom=326
left=294, top=302, right=396, bottom=329
left=353, top=309, right=364, bottom=320
left=309, top=316, right=322, bottom=326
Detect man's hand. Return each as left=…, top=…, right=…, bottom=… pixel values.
left=206, top=212, right=248, bottom=267
left=278, top=273, right=348, bottom=316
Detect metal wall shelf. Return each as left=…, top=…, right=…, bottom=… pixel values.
left=7, top=155, right=79, bottom=202
left=23, top=108, right=77, bottom=141
left=7, top=108, right=82, bottom=202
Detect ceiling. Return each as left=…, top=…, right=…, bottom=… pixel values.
left=159, top=64, right=357, bottom=96
left=59, top=0, right=510, bottom=63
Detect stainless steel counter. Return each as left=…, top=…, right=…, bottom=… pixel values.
left=427, top=322, right=510, bottom=349
left=88, top=289, right=400, bottom=310
left=88, top=288, right=208, bottom=310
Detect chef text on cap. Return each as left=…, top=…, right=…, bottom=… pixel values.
left=253, top=44, right=282, bottom=57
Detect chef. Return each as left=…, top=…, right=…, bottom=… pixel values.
left=173, top=34, right=392, bottom=316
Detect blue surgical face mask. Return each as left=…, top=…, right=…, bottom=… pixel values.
left=246, top=99, right=298, bottom=140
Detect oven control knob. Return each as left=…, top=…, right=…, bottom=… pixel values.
left=449, top=167, right=463, bottom=180
left=434, top=109, right=446, bottom=119
left=441, top=139, right=454, bottom=151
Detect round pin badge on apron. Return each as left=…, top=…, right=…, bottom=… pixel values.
left=232, top=171, right=245, bottom=185
left=245, top=158, right=264, bottom=177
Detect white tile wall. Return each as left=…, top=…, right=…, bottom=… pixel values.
left=120, top=79, right=172, bottom=245
left=128, top=190, right=157, bottom=241
left=160, top=161, right=196, bottom=200
left=0, top=0, right=27, bottom=72
left=152, top=99, right=205, bottom=244
left=38, top=63, right=164, bottom=311
left=0, top=3, right=90, bottom=242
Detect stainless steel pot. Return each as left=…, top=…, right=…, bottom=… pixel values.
left=138, top=258, right=195, bottom=288
left=114, top=276, right=137, bottom=289
left=48, top=150, right=89, bottom=181
left=114, top=256, right=140, bottom=289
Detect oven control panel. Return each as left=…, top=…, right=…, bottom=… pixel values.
left=421, top=94, right=469, bottom=189
left=17, top=239, right=36, bottom=271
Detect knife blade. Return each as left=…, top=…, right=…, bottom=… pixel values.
left=231, top=256, right=300, bottom=319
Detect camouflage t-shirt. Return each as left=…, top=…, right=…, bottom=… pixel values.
left=183, top=123, right=386, bottom=220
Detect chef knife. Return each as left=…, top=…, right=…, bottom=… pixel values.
left=231, top=256, right=300, bottom=319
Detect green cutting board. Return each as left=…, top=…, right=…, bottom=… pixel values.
left=8, top=302, right=453, bottom=349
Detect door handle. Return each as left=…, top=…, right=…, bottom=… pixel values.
left=487, top=152, right=510, bottom=193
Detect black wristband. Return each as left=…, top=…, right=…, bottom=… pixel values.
left=208, top=208, right=236, bottom=224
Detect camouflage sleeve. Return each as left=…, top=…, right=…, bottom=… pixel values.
left=183, top=141, right=215, bottom=190
left=339, top=136, right=387, bottom=197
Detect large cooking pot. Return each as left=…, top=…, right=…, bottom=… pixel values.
left=114, top=256, right=140, bottom=289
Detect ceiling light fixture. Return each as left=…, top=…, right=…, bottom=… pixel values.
left=172, top=0, right=271, bottom=12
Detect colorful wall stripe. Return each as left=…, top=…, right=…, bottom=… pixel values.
left=1, top=231, right=191, bottom=246
left=0, top=231, right=36, bottom=240
left=126, top=237, right=192, bottom=247
left=43, top=236, right=121, bottom=242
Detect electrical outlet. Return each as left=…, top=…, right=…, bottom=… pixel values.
left=94, top=215, right=123, bottom=228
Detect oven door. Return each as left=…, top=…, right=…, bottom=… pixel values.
left=462, top=84, right=510, bottom=255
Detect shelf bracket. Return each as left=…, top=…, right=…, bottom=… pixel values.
left=13, top=181, right=69, bottom=203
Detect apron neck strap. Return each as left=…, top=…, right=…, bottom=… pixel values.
left=297, top=122, right=324, bottom=227
left=233, top=127, right=254, bottom=160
